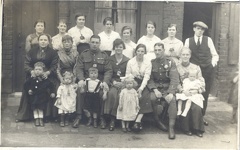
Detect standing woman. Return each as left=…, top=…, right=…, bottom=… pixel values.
left=25, top=19, right=47, bottom=52
left=177, top=47, right=205, bottom=137
left=137, top=21, right=162, bottom=60
left=16, top=34, right=59, bottom=122
left=68, top=14, right=93, bottom=54
left=125, top=44, right=152, bottom=131
left=104, top=39, right=129, bottom=131
left=121, top=26, right=136, bottom=59
left=98, top=17, right=121, bottom=56
left=52, top=20, right=68, bottom=51
left=162, top=24, right=183, bottom=65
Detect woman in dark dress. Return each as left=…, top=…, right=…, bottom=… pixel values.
left=104, top=39, right=129, bottom=131
left=16, top=33, right=59, bottom=122
left=177, top=47, right=205, bottom=137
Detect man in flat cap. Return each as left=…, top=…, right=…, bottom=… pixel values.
left=184, top=21, right=219, bottom=126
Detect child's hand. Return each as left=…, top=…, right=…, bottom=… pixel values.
left=57, top=98, right=61, bottom=105
left=118, top=106, right=123, bottom=111
left=50, top=93, right=55, bottom=98
left=28, top=90, right=33, bottom=95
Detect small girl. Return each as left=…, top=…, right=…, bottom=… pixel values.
left=25, top=62, right=55, bottom=127
left=176, top=70, right=205, bottom=117
left=117, top=75, right=140, bottom=132
left=55, top=71, right=78, bottom=127
left=83, top=67, right=107, bottom=128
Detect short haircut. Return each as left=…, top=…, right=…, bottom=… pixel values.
left=103, top=17, right=113, bottom=25
left=145, top=20, right=156, bottom=29
left=121, top=26, right=132, bottom=35
left=34, top=19, right=46, bottom=28
left=88, top=67, right=98, bottom=73
left=58, top=19, right=67, bottom=26
left=75, top=13, right=86, bottom=21
left=62, top=35, right=73, bottom=43
left=34, top=62, right=45, bottom=70
left=135, top=44, right=147, bottom=54
left=90, top=34, right=101, bottom=42
left=167, top=23, right=177, bottom=31
left=154, top=42, right=164, bottom=49
left=113, top=38, right=126, bottom=50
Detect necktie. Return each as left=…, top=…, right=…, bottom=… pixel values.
left=197, top=37, right=200, bottom=46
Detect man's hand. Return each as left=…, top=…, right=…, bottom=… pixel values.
left=42, top=71, right=50, bottom=79
left=183, top=90, right=192, bottom=96
left=31, top=70, right=36, bottom=78
left=153, top=89, right=162, bottom=98
left=165, top=93, right=173, bottom=104
left=113, top=81, right=123, bottom=88
left=212, top=60, right=217, bottom=67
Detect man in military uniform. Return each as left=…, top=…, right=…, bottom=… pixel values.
left=148, top=42, right=179, bottom=139
left=72, top=35, right=113, bottom=128
left=185, top=21, right=219, bottom=126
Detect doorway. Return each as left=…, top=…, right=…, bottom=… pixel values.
left=183, top=2, right=214, bottom=42
left=13, top=1, right=59, bottom=92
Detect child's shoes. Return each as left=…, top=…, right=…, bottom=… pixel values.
left=127, top=127, right=131, bottom=132
left=34, top=119, right=40, bottom=126
left=86, top=117, right=93, bottom=126
left=122, top=128, right=127, bottom=132
left=39, top=118, right=44, bottom=127
left=93, top=119, right=98, bottom=128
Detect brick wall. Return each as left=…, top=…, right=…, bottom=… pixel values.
left=2, top=0, right=13, bottom=93
left=216, top=3, right=238, bottom=102
left=163, top=2, right=184, bottom=40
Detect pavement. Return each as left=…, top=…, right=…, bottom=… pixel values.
left=0, top=93, right=239, bottom=149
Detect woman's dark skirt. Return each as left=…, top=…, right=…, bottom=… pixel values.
left=179, top=101, right=205, bottom=132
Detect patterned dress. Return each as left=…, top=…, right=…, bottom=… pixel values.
left=117, top=88, right=139, bottom=121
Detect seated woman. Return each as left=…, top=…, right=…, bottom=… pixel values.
left=104, top=39, right=129, bottom=131
left=16, top=33, right=59, bottom=122
left=125, top=44, right=152, bottom=132
left=177, top=47, right=205, bottom=137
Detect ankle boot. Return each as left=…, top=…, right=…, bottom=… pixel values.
left=60, top=114, right=65, bottom=127
left=168, top=119, right=176, bottom=139
left=109, top=119, right=115, bottom=131
left=86, top=117, right=93, bottom=126
left=65, top=114, right=70, bottom=126
left=39, top=118, right=44, bottom=127
left=35, top=118, right=40, bottom=126
left=72, top=115, right=81, bottom=128
left=100, top=117, right=106, bottom=129
left=93, top=118, right=98, bottom=128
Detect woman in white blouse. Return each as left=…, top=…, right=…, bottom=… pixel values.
left=137, top=21, right=162, bottom=60
left=121, top=26, right=136, bottom=59
left=125, top=44, right=152, bottom=132
left=162, top=24, right=183, bottom=65
left=98, top=17, right=121, bottom=56
left=52, top=20, right=68, bottom=51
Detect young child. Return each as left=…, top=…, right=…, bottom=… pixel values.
left=83, top=67, right=107, bottom=128
left=117, top=75, right=140, bottom=132
left=55, top=71, right=78, bottom=127
left=176, top=70, right=205, bottom=117
left=25, top=62, right=55, bottom=127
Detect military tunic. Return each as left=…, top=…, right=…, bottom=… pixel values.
left=148, top=57, right=179, bottom=120
left=75, top=49, right=113, bottom=115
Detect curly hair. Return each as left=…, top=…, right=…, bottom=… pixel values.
left=122, top=76, right=138, bottom=89
left=63, top=71, right=74, bottom=83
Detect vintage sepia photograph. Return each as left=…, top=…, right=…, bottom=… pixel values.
left=1, top=0, right=239, bottom=149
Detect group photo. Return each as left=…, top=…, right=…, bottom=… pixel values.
left=1, top=0, right=239, bottom=149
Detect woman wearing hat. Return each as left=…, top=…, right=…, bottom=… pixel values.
left=184, top=21, right=219, bottom=126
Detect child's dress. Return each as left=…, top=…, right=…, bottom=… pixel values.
left=83, top=78, right=102, bottom=113
left=25, top=77, right=55, bottom=111
left=176, top=78, right=205, bottom=108
left=117, top=88, right=139, bottom=121
left=54, top=83, right=78, bottom=113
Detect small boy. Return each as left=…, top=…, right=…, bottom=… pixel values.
left=25, top=62, right=55, bottom=127
left=82, top=67, right=107, bottom=128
